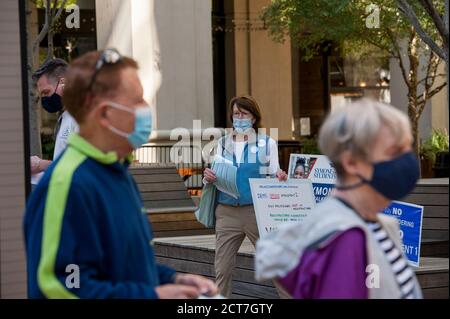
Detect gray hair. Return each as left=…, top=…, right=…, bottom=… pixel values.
left=32, top=58, right=68, bottom=84
left=318, top=99, right=412, bottom=176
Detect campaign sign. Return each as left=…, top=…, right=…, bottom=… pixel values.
left=249, top=178, right=316, bottom=237
left=382, top=201, right=424, bottom=267
left=288, top=154, right=336, bottom=202
left=287, top=154, right=423, bottom=266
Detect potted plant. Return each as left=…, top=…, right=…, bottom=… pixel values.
left=420, top=129, right=449, bottom=178
left=300, top=136, right=321, bottom=155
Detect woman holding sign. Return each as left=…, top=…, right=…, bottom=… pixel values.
left=255, top=99, right=422, bottom=299
left=203, top=95, right=288, bottom=298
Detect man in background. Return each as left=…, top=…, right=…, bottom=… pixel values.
left=30, top=58, right=78, bottom=187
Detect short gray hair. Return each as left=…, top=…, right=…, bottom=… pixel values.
left=318, top=99, right=412, bottom=176
left=32, top=58, right=68, bottom=84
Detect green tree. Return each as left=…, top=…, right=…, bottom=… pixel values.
left=263, top=0, right=447, bottom=157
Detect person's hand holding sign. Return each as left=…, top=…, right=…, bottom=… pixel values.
left=276, top=169, right=288, bottom=181
left=175, top=273, right=219, bottom=296
left=203, top=168, right=217, bottom=183
left=155, top=284, right=201, bottom=299
left=155, top=274, right=219, bottom=299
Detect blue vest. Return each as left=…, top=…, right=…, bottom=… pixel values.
left=217, top=134, right=270, bottom=206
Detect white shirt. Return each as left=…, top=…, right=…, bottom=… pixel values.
left=31, top=111, right=79, bottom=185
left=234, top=141, right=247, bottom=166
left=53, top=111, right=79, bottom=159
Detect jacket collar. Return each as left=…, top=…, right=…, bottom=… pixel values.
left=68, top=133, right=133, bottom=166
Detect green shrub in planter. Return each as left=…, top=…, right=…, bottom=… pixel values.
left=420, top=129, right=449, bottom=163
left=300, top=136, right=321, bottom=155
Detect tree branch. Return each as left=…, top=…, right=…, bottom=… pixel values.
left=417, top=52, right=444, bottom=119
left=423, top=50, right=438, bottom=90
left=47, top=0, right=68, bottom=61
left=46, top=0, right=54, bottom=61
left=418, top=0, right=449, bottom=43
left=417, top=81, right=447, bottom=116
left=418, top=81, right=447, bottom=103
left=46, top=0, right=51, bottom=22
left=362, top=34, right=395, bottom=56
left=425, top=48, right=434, bottom=81
left=397, top=0, right=447, bottom=60
left=427, top=81, right=447, bottom=99
left=54, top=0, right=68, bottom=22
left=418, top=73, right=446, bottom=85
left=51, top=0, right=58, bottom=16
left=386, top=28, right=411, bottom=90
left=32, top=0, right=69, bottom=59
left=32, top=25, right=48, bottom=53
left=32, top=0, right=51, bottom=53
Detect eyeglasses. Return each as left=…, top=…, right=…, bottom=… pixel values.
left=87, top=48, right=122, bottom=92
left=232, top=111, right=252, bottom=119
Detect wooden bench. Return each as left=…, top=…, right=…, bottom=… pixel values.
left=130, top=163, right=214, bottom=238
left=154, top=235, right=449, bottom=299
left=146, top=176, right=448, bottom=298
left=404, top=178, right=449, bottom=257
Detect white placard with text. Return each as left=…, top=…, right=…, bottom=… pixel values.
left=249, top=178, right=316, bottom=237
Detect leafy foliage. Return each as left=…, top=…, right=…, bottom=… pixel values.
left=420, top=129, right=449, bottom=162
left=263, top=0, right=447, bottom=159
left=262, top=0, right=444, bottom=61
left=34, top=0, right=77, bottom=9
left=300, top=136, right=321, bottom=154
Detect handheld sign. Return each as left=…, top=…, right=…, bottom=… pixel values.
left=211, top=155, right=239, bottom=199
left=249, top=178, right=316, bottom=237
left=382, top=201, right=424, bottom=267
left=287, top=154, right=336, bottom=203
left=287, top=153, right=424, bottom=266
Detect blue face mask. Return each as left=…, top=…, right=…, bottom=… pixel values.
left=41, top=81, right=63, bottom=113
left=336, top=151, right=419, bottom=200
left=233, top=118, right=254, bottom=133
left=107, top=102, right=152, bottom=149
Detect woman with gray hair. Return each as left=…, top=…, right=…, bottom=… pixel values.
left=255, top=99, right=422, bottom=299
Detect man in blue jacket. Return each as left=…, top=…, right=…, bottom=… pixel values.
left=24, top=49, right=218, bottom=299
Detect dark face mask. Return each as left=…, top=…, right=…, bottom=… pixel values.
left=336, top=152, right=420, bottom=200
left=41, top=81, right=63, bottom=113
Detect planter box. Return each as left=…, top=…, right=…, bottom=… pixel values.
left=433, top=151, right=449, bottom=178
left=421, top=157, right=435, bottom=178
